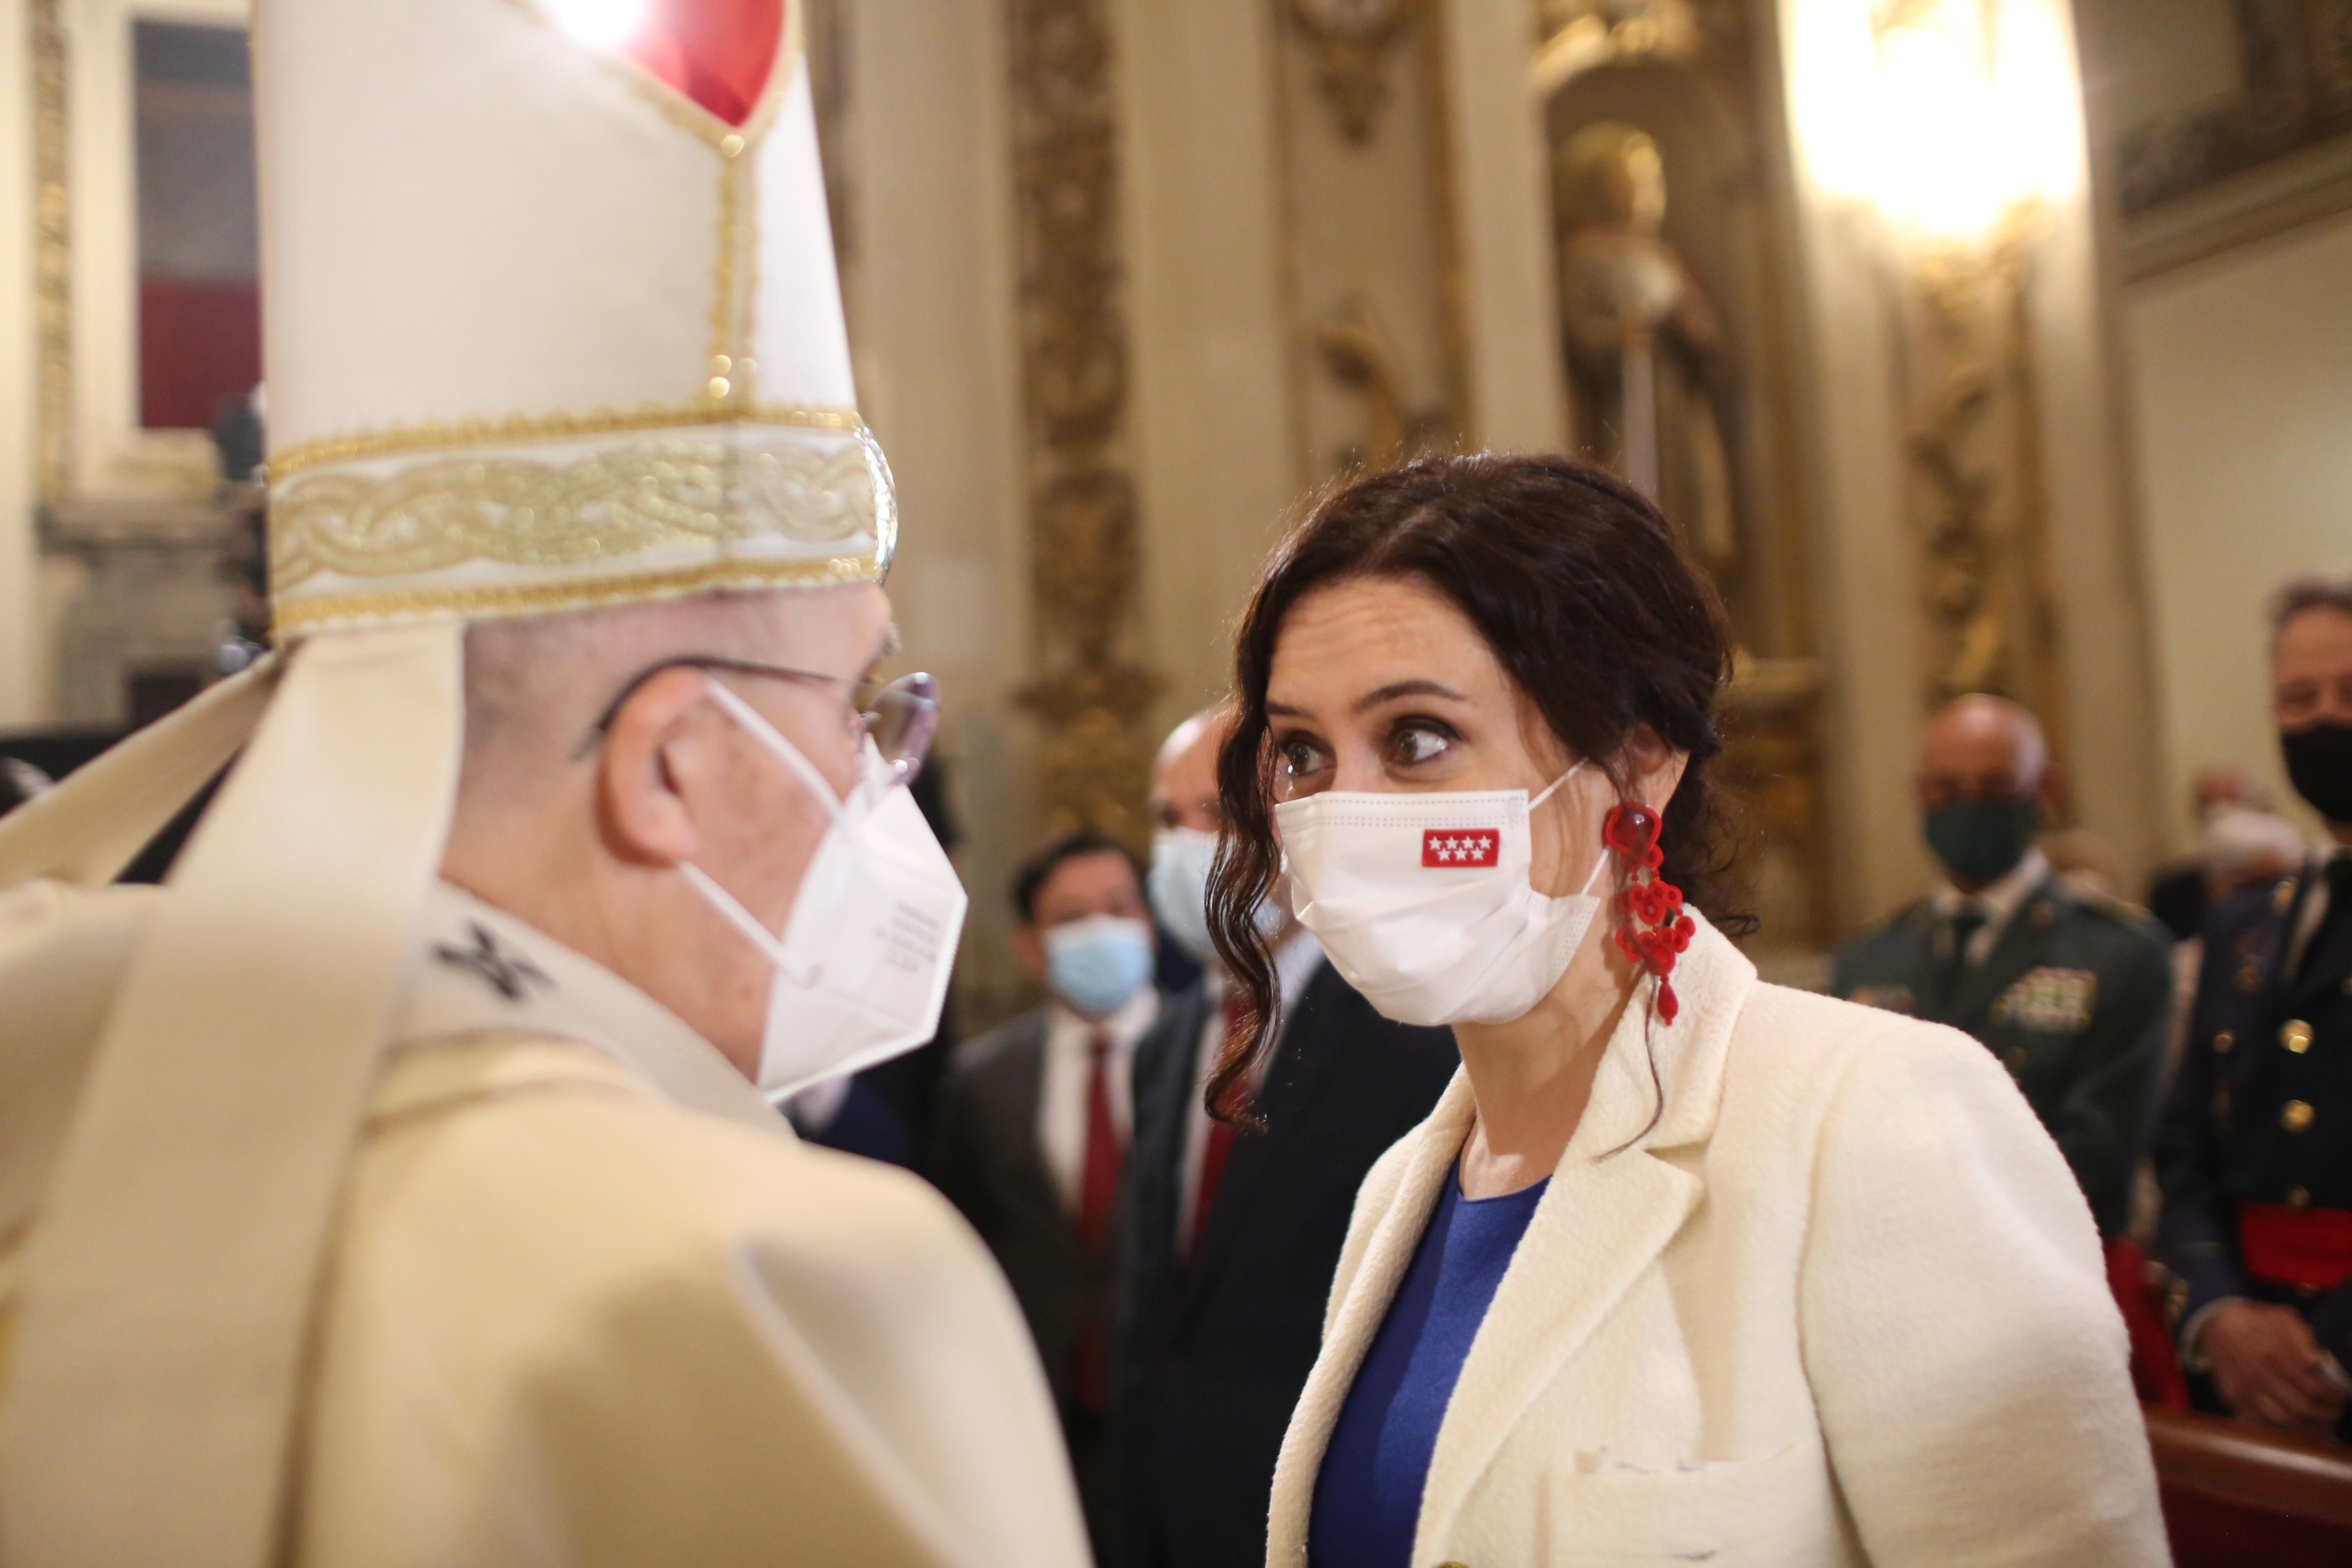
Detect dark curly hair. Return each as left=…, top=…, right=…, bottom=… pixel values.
left=1204, top=452, right=1747, bottom=1123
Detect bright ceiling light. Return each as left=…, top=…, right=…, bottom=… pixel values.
left=542, top=0, right=649, bottom=49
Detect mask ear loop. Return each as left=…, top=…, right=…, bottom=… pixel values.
left=1530, top=760, right=1612, bottom=899
left=678, top=680, right=858, bottom=982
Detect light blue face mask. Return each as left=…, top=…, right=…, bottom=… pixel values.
left=1044, top=915, right=1156, bottom=1018
left=1148, top=826, right=1284, bottom=965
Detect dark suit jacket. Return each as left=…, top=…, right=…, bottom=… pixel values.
left=1119, top=960, right=1457, bottom=1568
left=1831, top=873, right=2174, bottom=1235
left=2157, top=859, right=2352, bottom=1379
left=930, top=1007, right=1113, bottom=1415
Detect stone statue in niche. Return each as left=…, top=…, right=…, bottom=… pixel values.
left=1554, top=120, right=1736, bottom=578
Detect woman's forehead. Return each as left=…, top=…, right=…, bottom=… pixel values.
left=1270, top=577, right=1503, bottom=702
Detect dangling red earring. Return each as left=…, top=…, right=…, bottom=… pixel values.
left=1603, top=803, right=1696, bottom=1024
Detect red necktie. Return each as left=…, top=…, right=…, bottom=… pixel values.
left=1187, top=993, right=1249, bottom=1260
left=1073, top=1030, right=1123, bottom=1415
left=1077, top=1030, right=1123, bottom=1256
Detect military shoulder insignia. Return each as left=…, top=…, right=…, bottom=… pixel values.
left=1846, top=983, right=1914, bottom=1016
left=433, top=921, right=553, bottom=1002
left=1991, top=967, right=2097, bottom=1033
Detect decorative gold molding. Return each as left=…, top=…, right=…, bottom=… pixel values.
left=1286, top=0, right=1425, bottom=145
left=267, top=401, right=865, bottom=480
left=1006, top=0, right=1159, bottom=843
left=31, top=0, right=70, bottom=503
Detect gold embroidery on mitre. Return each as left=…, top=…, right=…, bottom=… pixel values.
left=271, top=550, right=882, bottom=638
left=269, top=402, right=865, bottom=481
left=272, top=432, right=890, bottom=591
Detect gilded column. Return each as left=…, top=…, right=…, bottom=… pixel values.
left=1005, top=0, right=1159, bottom=841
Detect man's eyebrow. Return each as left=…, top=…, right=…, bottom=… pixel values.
left=1353, top=679, right=1466, bottom=713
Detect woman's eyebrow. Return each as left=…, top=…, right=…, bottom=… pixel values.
left=1353, top=679, right=1466, bottom=713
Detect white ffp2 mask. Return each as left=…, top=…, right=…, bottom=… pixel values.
left=678, top=681, right=968, bottom=1100
left=1274, top=765, right=1605, bottom=1027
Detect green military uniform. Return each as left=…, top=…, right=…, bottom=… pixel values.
left=1832, top=866, right=2174, bottom=1235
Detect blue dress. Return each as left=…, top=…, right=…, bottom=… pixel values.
left=1306, top=1163, right=1548, bottom=1568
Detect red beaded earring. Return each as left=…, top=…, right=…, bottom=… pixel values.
left=1603, top=802, right=1695, bottom=1024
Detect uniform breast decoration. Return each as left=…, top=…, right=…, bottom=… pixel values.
left=1989, top=966, right=2098, bottom=1034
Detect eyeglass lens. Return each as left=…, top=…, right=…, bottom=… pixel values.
left=865, top=672, right=940, bottom=786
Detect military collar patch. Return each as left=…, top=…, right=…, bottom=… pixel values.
left=432, top=920, right=554, bottom=1002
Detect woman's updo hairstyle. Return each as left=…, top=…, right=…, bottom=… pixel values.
left=1204, top=452, right=1745, bottom=1122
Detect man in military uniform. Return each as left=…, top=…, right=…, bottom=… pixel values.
left=1834, top=694, right=2173, bottom=1236
left=2157, top=572, right=2352, bottom=1443
left=0, top=4, right=1091, bottom=1564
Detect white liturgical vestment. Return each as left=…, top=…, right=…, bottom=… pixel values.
left=0, top=878, right=1091, bottom=1568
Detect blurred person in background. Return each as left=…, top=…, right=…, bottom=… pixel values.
left=933, top=829, right=1162, bottom=1565
left=1120, top=707, right=1457, bottom=1568
left=2149, top=764, right=2273, bottom=941
left=2158, top=570, right=2352, bottom=1443
left=1834, top=694, right=2174, bottom=1239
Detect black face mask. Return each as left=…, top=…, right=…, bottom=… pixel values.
left=1922, top=799, right=2040, bottom=887
left=2282, top=722, right=2352, bottom=824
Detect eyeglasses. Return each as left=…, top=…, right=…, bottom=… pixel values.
left=581, top=656, right=940, bottom=787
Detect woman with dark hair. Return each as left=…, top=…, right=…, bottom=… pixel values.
left=1209, top=455, right=2163, bottom=1567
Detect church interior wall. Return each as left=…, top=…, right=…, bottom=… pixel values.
left=0, top=0, right=39, bottom=726
left=2123, top=214, right=2352, bottom=848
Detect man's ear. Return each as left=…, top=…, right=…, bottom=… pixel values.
left=597, top=666, right=721, bottom=866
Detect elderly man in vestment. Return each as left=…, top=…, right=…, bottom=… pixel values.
left=0, top=3, right=1089, bottom=1566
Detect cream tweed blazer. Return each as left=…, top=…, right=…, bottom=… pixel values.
left=1266, top=914, right=2168, bottom=1568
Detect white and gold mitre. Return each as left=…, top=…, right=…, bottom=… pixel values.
left=261, top=0, right=891, bottom=637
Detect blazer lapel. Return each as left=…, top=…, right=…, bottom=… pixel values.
left=1412, top=919, right=1751, bottom=1556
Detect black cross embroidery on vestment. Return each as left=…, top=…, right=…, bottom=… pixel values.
left=433, top=921, right=554, bottom=1001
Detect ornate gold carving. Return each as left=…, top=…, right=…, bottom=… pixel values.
left=31, top=0, right=70, bottom=502
left=1007, top=0, right=1159, bottom=842
left=272, top=431, right=887, bottom=592
left=1900, top=233, right=2060, bottom=727
left=1287, top=0, right=1425, bottom=145
left=2119, top=0, right=2352, bottom=215
left=272, top=548, right=881, bottom=638
left=1717, top=651, right=1828, bottom=947
left=1531, top=0, right=1702, bottom=93
left=268, top=402, right=865, bottom=480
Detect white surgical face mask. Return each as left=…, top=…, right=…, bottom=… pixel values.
left=677, top=681, right=969, bottom=1100
left=1149, top=825, right=1284, bottom=965
left=1274, top=764, right=1604, bottom=1027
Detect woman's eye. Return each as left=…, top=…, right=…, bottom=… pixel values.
left=1278, top=737, right=1330, bottom=778
left=1388, top=723, right=1452, bottom=766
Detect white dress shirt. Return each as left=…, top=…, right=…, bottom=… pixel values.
left=1176, top=926, right=1325, bottom=1244
left=1931, top=845, right=2051, bottom=967
left=1036, top=984, right=1160, bottom=1215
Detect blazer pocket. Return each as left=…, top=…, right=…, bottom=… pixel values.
left=1543, top=1441, right=1825, bottom=1565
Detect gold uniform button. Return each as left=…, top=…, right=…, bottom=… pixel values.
left=2214, top=1031, right=2235, bottom=1054
left=2283, top=1020, right=2314, bottom=1054
left=2274, top=878, right=2297, bottom=913
left=2283, top=1100, right=2315, bottom=1133
left=2290, top=1186, right=2312, bottom=1209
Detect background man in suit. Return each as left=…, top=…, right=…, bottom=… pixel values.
left=1121, top=709, right=1458, bottom=1568
left=934, top=829, right=1161, bottom=1562
left=1834, top=694, right=2173, bottom=1236
left=2159, top=571, right=2352, bottom=1443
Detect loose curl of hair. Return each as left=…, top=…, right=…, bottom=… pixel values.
left=1203, top=452, right=1749, bottom=1125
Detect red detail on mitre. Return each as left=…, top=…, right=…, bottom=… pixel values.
left=1421, top=828, right=1501, bottom=868
left=624, top=0, right=784, bottom=128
